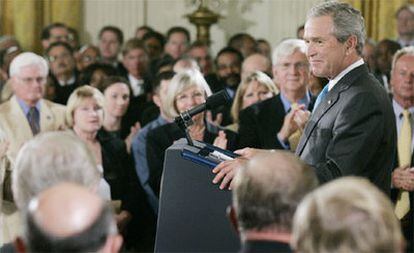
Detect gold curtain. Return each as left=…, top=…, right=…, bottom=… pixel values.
left=0, top=0, right=81, bottom=53
left=344, top=0, right=413, bottom=42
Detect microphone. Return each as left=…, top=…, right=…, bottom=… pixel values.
left=175, top=89, right=231, bottom=129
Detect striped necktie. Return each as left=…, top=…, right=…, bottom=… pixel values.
left=27, top=107, right=40, bottom=135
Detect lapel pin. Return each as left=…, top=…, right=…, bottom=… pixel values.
left=328, top=100, right=332, bottom=104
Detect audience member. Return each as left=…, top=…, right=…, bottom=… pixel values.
left=296, top=24, right=305, bottom=39
left=80, top=62, right=117, bottom=88
left=164, top=26, right=190, bottom=60
left=373, top=39, right=401, bottom=92
left=20, top=183, right=122, bottom=253
left=98, top=26, right=126, bottom=75
left=132, top=71, right=175, bottom=213
left=292, top=177, right=404, bottom=253
left=0, top=53, right=66, bottom=242
left=67, top=26, right=81, bottom=51
left=100, top=76, right=140, bottom=153
left=232, top=150, right=318, bottom=253
left=237, top=39, right=312, bottom=151
left=228, top=33, right=257, bottom=58
left=228, top=71, right=277, bottom=132
left=256, top=38, right=272, bottom=59
left=187, top=41, right=213, bottom=76
left=173, top=56, right=200, bottom=73
left=396, top=4, right=414, bottom=47
left=77, top=44, right=101, bottom=71
left=389, top=46, right=414, bottom=251
left=46, top=41, right=80, bottom=104
left=241, top=53, right=272, bottom=80
left=41, top=23, right=69, bottom=52
left=146, top=69, right=237, bottom=196
left=5, top=131, right=99, bottom=245
left=143, top=31, right=165, bottom=61
left=297, top=1, right=396, bottom=194
left=66, top=85, right=156, bottom=251
left=135, top=25, right=154, bottom=39
left=362, top=38, right=376, bottom=72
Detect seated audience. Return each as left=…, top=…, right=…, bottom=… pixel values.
left=228, top=33, right=257, bottom=58
left=292, top=177, right=404, bottom=253
left=231, top=150, right=318, bottom=253
left=100, top=76, right=140, bottom=153
left=98, top=26, right=126, bottom=75
left=396, top=4, right=414, bottom=47
left=66, top=85, right=156, bottom=251
left=228, top=71, right=277, bottom=132
left=77, top=44, right=101, bottom=71
left=373, top=39, right=401, bottom=92
left=256, top=38, right=272, bottom=59
left=187, top=41, right=214, bottom=76
left=173, top=56, right=200, bottom=73
left=40, top=23, right=69, bottom=52
left=20, top=183, right=122, bottom=253
left=143, top=31, right=165, bottom=61
left=146, top=69, right=237, bottom=196
left=132, top=71, right=175, bottom=213
left=164, top=26, right=191, bottom=60
left=46, top=41, right=80, bottom=104
left=80, top=62, right=117, bottom=88
left=241, top=53, right=272, bottom=80
left=362, top=38, right=376, bottom=72
left=135, top=25, right=154, bottom=39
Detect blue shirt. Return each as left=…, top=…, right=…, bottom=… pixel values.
left=132, top=115, right=169, bottom=213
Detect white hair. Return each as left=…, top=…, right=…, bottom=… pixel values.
left=272, top=39, right=307, bottom=66
left=12, top=131, right=100, bottom=210
left=9, top=52, right=48, bottom=77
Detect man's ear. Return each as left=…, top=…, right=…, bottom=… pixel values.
left=345, top=35, right=358, bottom=55
left=14, top=236, right=27, bottom=253
left=226, top=205, right=239, bottom=235
left=153, top=94, right=162, bottom=108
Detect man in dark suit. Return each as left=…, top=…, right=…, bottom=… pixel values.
left=297, top=1, right=396, bottom=194
left=231, top=151, right=318, bottom=253
left=389, top=46, right=414, bottom=251
left=238, top=39, right=313, bottom=150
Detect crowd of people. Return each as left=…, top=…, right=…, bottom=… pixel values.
left=0, top=1, right=414, bottom=252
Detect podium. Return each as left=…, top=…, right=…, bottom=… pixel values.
left=154, top=139, right=240, bottom=252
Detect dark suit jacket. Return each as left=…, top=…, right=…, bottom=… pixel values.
left=146, top=121, right=238, bottom=196
left=238, top=94, right=314, bottom=149
left=296, top=64, right=396, bottom=195
left=239, top=240, right=292, bottom=253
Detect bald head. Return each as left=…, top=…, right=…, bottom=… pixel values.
left=24, top=183, right=120, bottom=253
left=232, top=151, right=318, bottom=233
left=31, top=182, right=102, bottom=237
left=241, top=53, right=271, bottom=80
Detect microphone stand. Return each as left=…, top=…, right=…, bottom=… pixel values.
left=175, top=110, right=195, bottom=146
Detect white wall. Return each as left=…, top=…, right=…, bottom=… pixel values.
left=83, top=0, right=321, bottom=55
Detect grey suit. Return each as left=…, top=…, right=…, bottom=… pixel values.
left=296, top=64, right=396, bottom=195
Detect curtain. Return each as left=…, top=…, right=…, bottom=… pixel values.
left=345, top=0, right=413, bottom=42
left=0, top=0, right=81, bottom=53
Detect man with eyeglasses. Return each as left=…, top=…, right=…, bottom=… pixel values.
left=237, top=39, right=313, bottom=150
left=41, top=23, right=69, bottom=52
left=46, top=41, right=80, bottom=105
left=0, top=52, right=66, bottom=243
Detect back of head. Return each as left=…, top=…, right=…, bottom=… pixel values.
left=292, top=177, right=403, bottom=253
left=24, top=182, right=119, bottom=253
left=232, top=151, right=318, bottom=234
left=12, top=131, right=100, bottom=210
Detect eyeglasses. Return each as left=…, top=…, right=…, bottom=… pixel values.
left=48, top=53, right=72, bottom=62
left=17, top=76, right=47, bottom=85
left=278, top=62, right=309, bottom=70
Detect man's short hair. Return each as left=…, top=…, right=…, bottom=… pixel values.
left=166, top=26, right=191, bottom=43
left=41, top=23, right=67, bottom=40
left=25, top=200, right=116, bottom=253
left=214, top=47, right=244, bottom=67
left=99, top=26, right=124, bottom=45
left=99, top=75, right=132, bottom=95
left=152, top=71, right=175, bottom=94
left=307, top=1, right=366, bottom=55
left=46, top=41, right=74, bottom=56
left=121, top=38, right=148, bottom=56
left=392, top=46, right=414, bottom=71
left=292, top=177, right=403, bottom=253
left=395, top=4, right=414, bottom=18
left=12, top=131, right=100, bottom=210
left=272, top=39, right=307, bottom=66
left=228, top=33, right=255, bottom=50
left=143, top=31, right=166, bottom=48
left=9, top=52, right=48, bottom=78
left=233, top=151, right=318, bottom=233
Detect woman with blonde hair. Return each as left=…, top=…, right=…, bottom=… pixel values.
left=228, top=71, right=278, bottom=132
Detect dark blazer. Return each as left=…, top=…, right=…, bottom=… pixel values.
left=238, top=94, right=314, bottom=150
left=239, top=240, right=292, bottom=253
left=296, top=64, right=396, bottom=195
left=98, top=130, right=156, bottom=252
left=146, top=121, right=238, bottom=196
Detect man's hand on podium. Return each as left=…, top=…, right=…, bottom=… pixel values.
left=212, top=148, right=269, bottom=190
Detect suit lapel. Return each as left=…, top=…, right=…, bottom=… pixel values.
left=40, top=100, right=57, bottom=131
left=9, top=96, right=33, bottom=139
left=296, top=65, right=368, bottom=155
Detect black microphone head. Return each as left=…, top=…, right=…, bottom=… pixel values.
left=205, top=90, right=231, bottom=110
